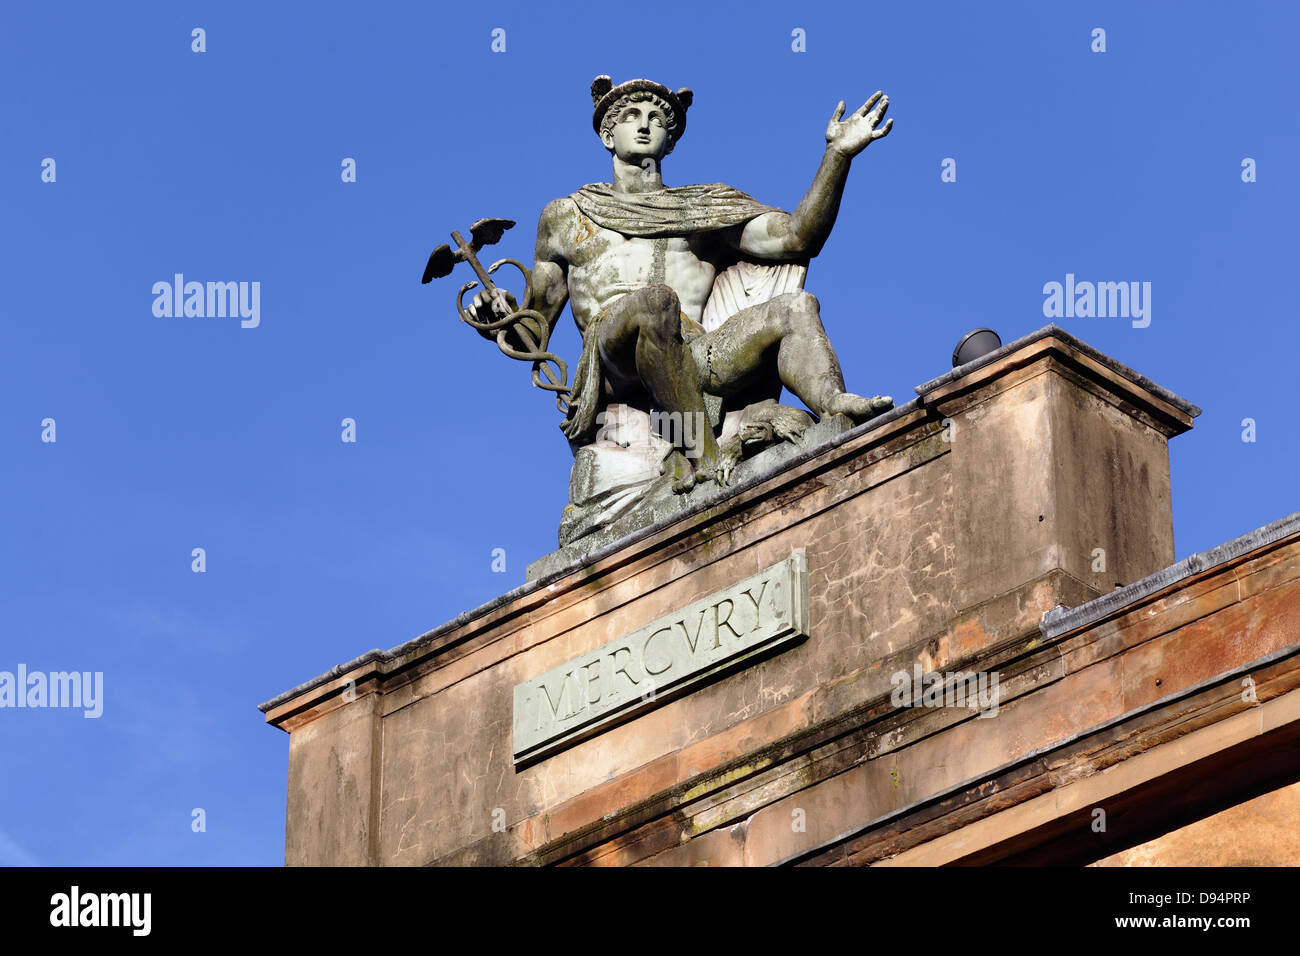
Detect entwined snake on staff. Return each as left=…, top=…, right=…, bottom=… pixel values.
left=421, top=217, right=571, bottom=414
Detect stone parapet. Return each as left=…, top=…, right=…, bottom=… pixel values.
left=258, top=324, right=1263, bottom=868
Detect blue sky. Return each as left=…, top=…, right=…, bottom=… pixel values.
left=1, top=1, right=1296, bottom=865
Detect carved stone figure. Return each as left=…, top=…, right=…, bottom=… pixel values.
left=429, top=76, right=896, bottom=548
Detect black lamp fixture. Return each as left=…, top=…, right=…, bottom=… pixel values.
left=952, top=328, right=1002, bottom=368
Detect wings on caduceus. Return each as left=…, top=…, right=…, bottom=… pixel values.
left=421, top=217, right=572, bottom=413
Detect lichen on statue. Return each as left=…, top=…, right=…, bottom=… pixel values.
left=460, top=75, right=896, bottom=546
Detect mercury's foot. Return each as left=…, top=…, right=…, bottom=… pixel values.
left=824, top=392, right=894, bottom=422
left=661, top=449, right=696, bottom=494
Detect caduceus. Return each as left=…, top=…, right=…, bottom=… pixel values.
left=421, top=218, right=571, bottom=413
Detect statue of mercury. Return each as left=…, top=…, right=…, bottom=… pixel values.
left=466, top=75, right=895, bottom=490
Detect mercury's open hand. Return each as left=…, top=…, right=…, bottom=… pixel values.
left=825, top=91, right=892, bottom=158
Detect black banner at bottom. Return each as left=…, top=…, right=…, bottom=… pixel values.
left=0, top=865, right=1281, bottom=943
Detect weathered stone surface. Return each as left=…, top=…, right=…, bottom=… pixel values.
left=1091, top=780, right=1300, bottom=866
left=533, top=412, right=856, bottom=579
left=558, top=404, right=678, bottom=546
left=513, top=554, right=808, bottom=765
left=638, top=821, right=747, bottom=867
left=284, top=692, right=381, bottom=866
left=258, top=327, right=1293, bottom=869
left=785, top=535, right=1300, bottom=867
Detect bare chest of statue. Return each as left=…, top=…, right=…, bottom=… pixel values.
left=561, top=211, right=722, bottom=332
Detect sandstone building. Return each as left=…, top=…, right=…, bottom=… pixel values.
left=260, top=326, right=1300, bottom=866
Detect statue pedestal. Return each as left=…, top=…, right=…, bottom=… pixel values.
left=260, top=325, right=1300, bottom=866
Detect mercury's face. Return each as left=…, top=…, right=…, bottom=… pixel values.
left=602, top=99, right=671, bottom=162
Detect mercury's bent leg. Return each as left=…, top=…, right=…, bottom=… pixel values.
left=772, top=293, right=849, bottom=415
left=599, top=285, right=721, bottom=473
left=701, top=292, right=891, bottom=420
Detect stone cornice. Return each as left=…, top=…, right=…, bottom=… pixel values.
left=259, top=323, right=1202, bottom=726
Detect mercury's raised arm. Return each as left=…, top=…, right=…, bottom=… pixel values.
left=734, top=92, right=893, bottom=261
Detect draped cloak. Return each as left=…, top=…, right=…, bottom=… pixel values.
left=561, top=183, right=808, bottom=443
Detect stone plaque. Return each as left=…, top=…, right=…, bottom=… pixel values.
left=513, top=553, right=808, bottom=765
